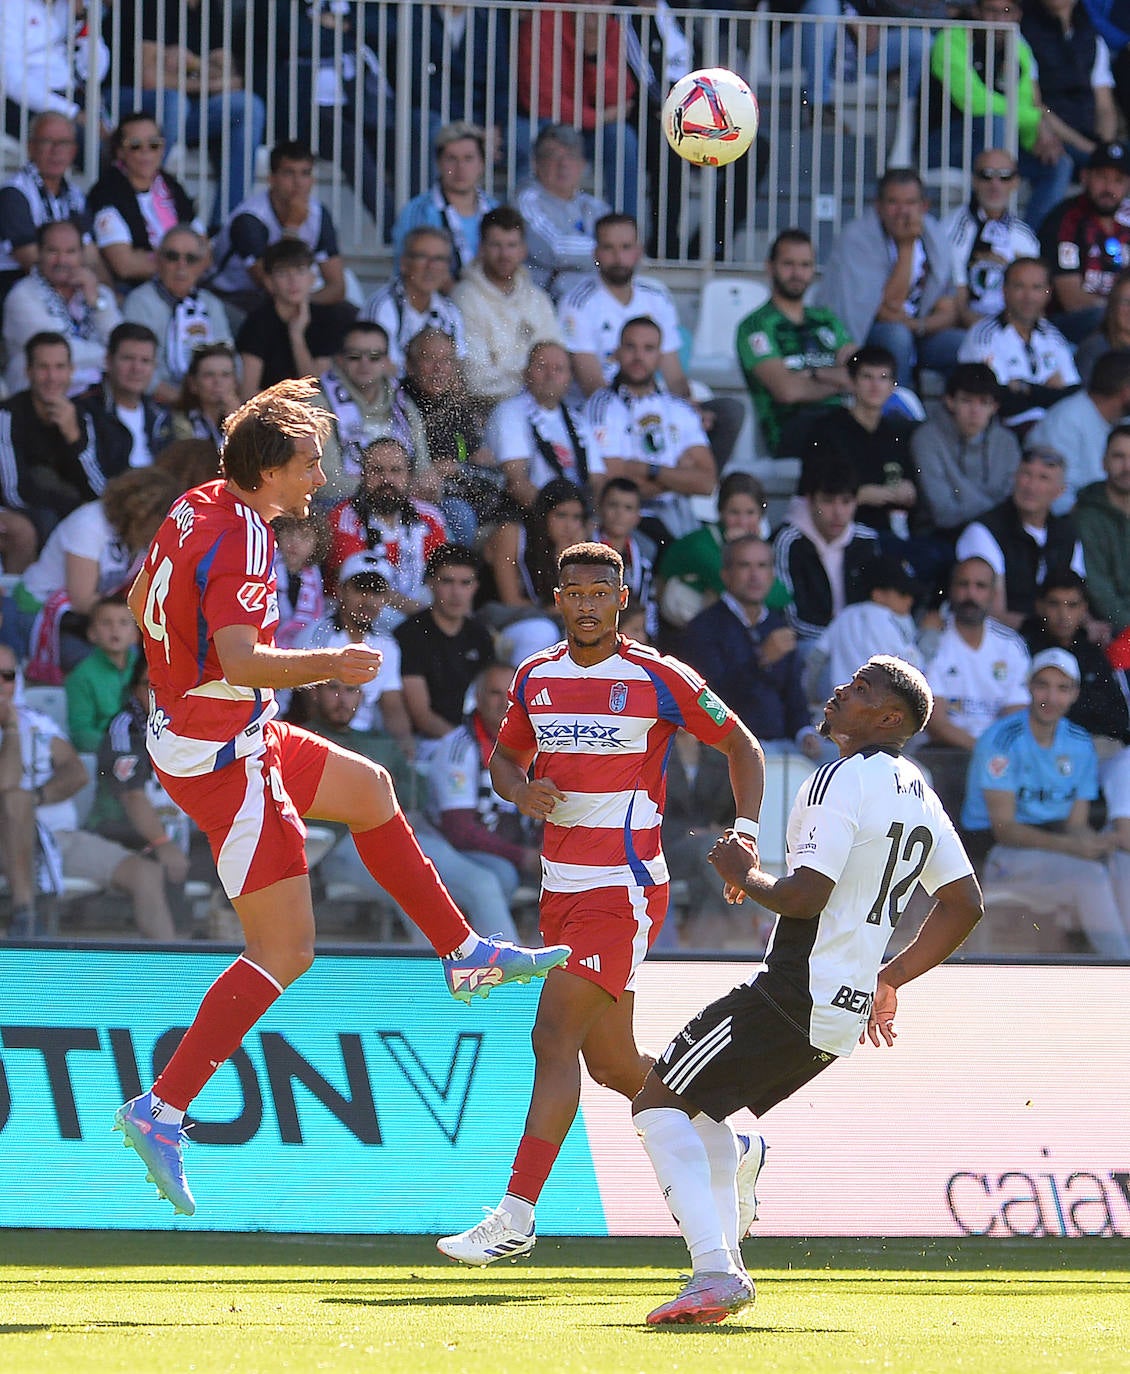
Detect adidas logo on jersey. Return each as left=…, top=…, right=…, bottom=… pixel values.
left=530, top=688, right=553, bottom=708
left=578, top=953, right=602, bottom=972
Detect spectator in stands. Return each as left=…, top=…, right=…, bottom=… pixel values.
left=86, top=115, right=201, bottom=290
left=0, top=332, right=129, bottom=546
left=684, top=534, right=820, bottom=758
left=1027, top=347, right=1130, bottom=508
left=272, top=513, right=329, bottom=651
left=82, top=323, right=173, bottom=471
left=390, top=122, right=498, bottom=284
left=961, top=647, right=1130, bottom=956
left=451, top=206, right=563, bottom=407
left=772, top=454, right=881, bottom=651
left=592, top=478, right=659, bottom=639
left=0, top=113, right=95, bottom=304
left=1075, top=422, right=1130, bottom=635
left=395, top=545, right=495, bottom=752
left=928, top=0, right=1072, bottom=232
left=802, top=345, right=919, bottom=542
left=0, top=466, right=180, bottom=676
left=1, top=1, right=109, bottom=142
left=816, top=168, right=962, bottom=388
left=517, top=124, right=610, bottom=302
left=1039, top=140, right=1130, bottom=341
left=295, top=553, right=414, bottom=753
left=122, top=226, right=233, bottom=405
left=0, top=641, right=176, bottom=943
left=302, top=673, right=518, bottom=942
left=111, top=0, right=267, bottom=226
left=359, top=226, right=466, bottom=374
left=63, top=592, right=138, bottom=753
left=944, top=148, right=1041, bottom=328
left=399, top=327, right=505, bottom=539
left=309, top=320, right=430, bottom=511
left=3, top=219, right=120, bottom=394
left=235, top=239, right=357, bottom=397
left=957, top=256, right=1080, bottom=432
left=1075, top=268, right=1130, bottom=383
left=658, top=472, right=774, bottom=632
left=955, top=446, right=1085, bottom=628
left=426, top=661, right=541, bottom=926
left=490, top=339, right=601, bottom=511
left=587, top=316, right=714, bottom=548
left=168, top=341, right=238, bottom=451
left=209, top=140, right=347, bottom=312
left=911, top=363, right=1022, bottom=541
left=1021, top=568, right=1130, bottom=743
left=736, top=227, right=855, bottom=458
left=326, top=438, right=447, bottom=628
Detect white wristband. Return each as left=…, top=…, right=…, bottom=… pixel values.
left=733, top=817, right=760, bottom=839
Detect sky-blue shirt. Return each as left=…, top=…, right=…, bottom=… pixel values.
left=961, top=711, right=1099, bottom=832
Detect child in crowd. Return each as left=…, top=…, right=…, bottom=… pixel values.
left=273, top=513, right=330, bottom=650
left=64, top=593, right=140, bottom=753
left=593, top=478, right=658, bottom=640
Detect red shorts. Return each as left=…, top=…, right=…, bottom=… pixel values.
left=539, top=883, right=669, bottom=999
left=155, top=721, right=334, bottom=899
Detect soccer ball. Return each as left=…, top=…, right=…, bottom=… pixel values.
left=662, top=68, right=759, bottom=168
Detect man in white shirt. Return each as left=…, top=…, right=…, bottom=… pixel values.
left=359, top=225, right=467, bottom=375
left=451, top=206, right=563, bottom=406
left=587, top=317, right=714, bottom=547
left=517, top=124, right=610, bottom=302
left=488, top=340, right=601, bottom=510
left=82, top=322, right=172, bottom=469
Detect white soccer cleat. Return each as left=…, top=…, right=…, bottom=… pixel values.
left=735, top=1131, right=767, bottom=1238
left=646, top=1270, right=755, bottom=1325
left=436, top=1204, right=536, bottom=1266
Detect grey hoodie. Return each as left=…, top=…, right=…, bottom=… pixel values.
left=910, top=408, right=1021, bottom=534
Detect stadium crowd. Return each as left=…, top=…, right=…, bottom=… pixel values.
left=0, top=0, right=1129, bottom=957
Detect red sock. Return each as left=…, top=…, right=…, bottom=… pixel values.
left=153, top=956, right=282, bottom=1110
left=352, top=810, right=470, bottom=956
left=508, top=1135, right=561, bottom=1204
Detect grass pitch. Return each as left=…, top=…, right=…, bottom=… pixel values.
left=1, top=1231, right=1127, bottom=1374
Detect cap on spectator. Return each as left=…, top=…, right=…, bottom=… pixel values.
left=1088, top=141, right=1130, bottom=173
left=338, top=552, right=390, bottom=590
left=435, top=121, right=486, bottom=158
left=1027, top=648, right=1080, bottom=684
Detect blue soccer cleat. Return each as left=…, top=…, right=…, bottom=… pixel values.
left=735, top=1131, right=768, bottom=1238
left=443, top=936, right=571, bottom=1003
left=113, top=1094, right=196, bottom=1217
left=646, top=1270, right=755, bottom=1325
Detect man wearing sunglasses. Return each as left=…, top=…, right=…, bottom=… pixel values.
left=943, top=150, right=1041, bottom=328
left=122, top=226, right=233, bottom=406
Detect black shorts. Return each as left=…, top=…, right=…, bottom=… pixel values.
left=654, top=980, right=838, bottom=1122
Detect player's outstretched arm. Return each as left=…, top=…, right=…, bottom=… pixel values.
left=709, top=834, right=835, bottom=919
left=214, top=625, right=384, bottom=691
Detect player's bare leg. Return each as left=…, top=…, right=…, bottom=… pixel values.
left=579, top=989, right=653, bottom=1100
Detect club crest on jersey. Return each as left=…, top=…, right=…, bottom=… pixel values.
left=113, top=755, right=139, bottom=783
left=1056, top=755, right=1073, bottom=776
left=988, top=754, right=1009, bottom=779
left=237, top=580, right=268, bottom=613
left=609, top=681, right=628, bottom=713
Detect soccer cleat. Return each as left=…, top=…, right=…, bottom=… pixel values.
left=442, top=936, right=571, bottom=1003
left=646, top=1270, right=755, bottom=1326
left=113, top=1095, right=196, bottom=1217
left=735, top=1131, right=768, bottom=1238
left=436, top=1205, right=536, bottom=1266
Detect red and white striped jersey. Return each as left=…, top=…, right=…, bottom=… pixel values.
left=139, top=480, right=280, bottom=777
left=499, top=636, right=737, bottom=892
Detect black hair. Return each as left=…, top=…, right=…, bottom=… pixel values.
left=868, top=655, right=934, bottom=736
left=557, top=541, right=624, bottom=580
left=846, top=344, right=897, bottom=378
left=945, top=362, right=1000, bottom=401
left=799, top=453, right=859, bottom=498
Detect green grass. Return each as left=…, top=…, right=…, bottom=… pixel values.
left=1, top=1232, right=1128, bottom=1374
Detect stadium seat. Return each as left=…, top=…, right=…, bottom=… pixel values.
left=22, top=686, right=68, bottom=731
left=688, top=278, right=769, bottom=391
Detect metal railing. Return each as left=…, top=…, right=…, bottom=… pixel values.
left=1, top=1, right=1021, bottom=273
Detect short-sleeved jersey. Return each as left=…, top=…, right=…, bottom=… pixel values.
left=942, top=205, right=1039, bottom=317
left=754, top=749, right=973, bottom=1057
left=961, top=711, right=1099, bottom=831
left=1039, top=193, right=1130, bottom=300
left=498, top=637, right=737, bottom=892
left=557, top=275, right=682, bottom=383
left=735, top=300, right=852, bottom=453
left=487, top=391, right=602, bottom=492
left=209, top=189, right=340, bottom=299
left=957, top=315, right=1079, bottom=393
left=427, top=721, right=520, bottom=832
left=924, top=619, right=1030, bottom=740
left=140, top=480, right=280, bottom=777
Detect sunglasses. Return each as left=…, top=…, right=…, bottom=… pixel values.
left=343, top=349, right=387, bottom=362
left=0, top=669, right=17, bottom=682
left=122, top=138, right=165, bottom=152
left=160, top=249, right=203, bottom=265
left=975, top=168, right=1017, bottom=181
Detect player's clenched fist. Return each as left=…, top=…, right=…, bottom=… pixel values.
left=516, top=776, right=567, bottom=821
left=708, top=832, right=759, bottom=893
left=334, top=643, right=384, bottom=684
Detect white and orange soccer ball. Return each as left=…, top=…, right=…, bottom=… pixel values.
left=662, top=67, right=759, bottom=168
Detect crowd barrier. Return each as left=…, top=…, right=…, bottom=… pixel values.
left=0, top=948, right=1124, bottom=1238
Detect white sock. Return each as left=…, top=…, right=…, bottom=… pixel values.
left=147, top=1092, right=185, bottom=1126
left=447, top=935, right=485, bottom=961
left=692, top=1113, right=742, bottom=1256
left=635, top=1107, right=738, bottom=1276
left=500, top=1192, right=535, bottom=1233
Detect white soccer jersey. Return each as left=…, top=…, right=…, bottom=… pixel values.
left=487, top=391, right=602, bottom=491
left=557, top=274, right=682, bottom=382
left=755, top=749, right=973, bottom=1057
left=925, top=619, right=1030, bottom=740
left=957, top=315, right=1078, bottom=427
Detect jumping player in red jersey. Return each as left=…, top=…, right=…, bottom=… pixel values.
left=112, top=378, right=569, bottom=1217
left=437, top=542, right=766, bottom=1264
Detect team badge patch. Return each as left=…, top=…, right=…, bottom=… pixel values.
left=113, top=755, right=139, bottom=783
left=1056, top=755, right=1073, bottom=776
left=609, top=681, right=628, bottom=713
left=987, top=755, right=1009, bottom=779
left=992, top=659, right=1008, bottom=681
left=697, top=687, right=729, bottom=725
